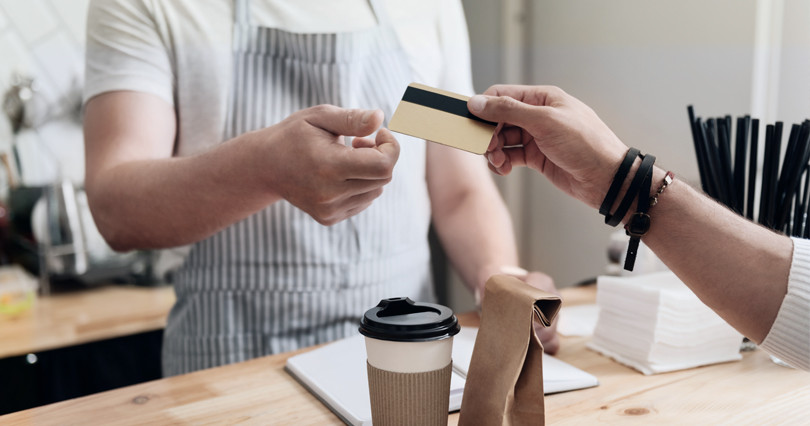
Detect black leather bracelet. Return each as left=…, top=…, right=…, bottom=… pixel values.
left=599, top=148, right=640, bottom=217
left=623, top=154, right=656, bottom=271
left=605, top=154, right=656, bottom=227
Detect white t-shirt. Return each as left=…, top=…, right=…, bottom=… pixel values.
left=84, top=0, right=475, bottom=156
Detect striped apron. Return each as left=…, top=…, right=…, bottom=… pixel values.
left=162, top=0, right=433, bottom=376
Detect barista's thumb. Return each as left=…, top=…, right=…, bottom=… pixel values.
left=306, top=105, right=383, bottom=137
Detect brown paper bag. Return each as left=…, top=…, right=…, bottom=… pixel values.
left=458, top=274, right=561, bottom=426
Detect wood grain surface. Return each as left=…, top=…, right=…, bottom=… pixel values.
left=0, top=285, right=175, bottom=358
left=3, top=285, right=809, bottom=424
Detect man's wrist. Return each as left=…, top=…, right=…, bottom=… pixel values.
left=621, top=166, right=668, bottom=225
left=475, top=265, right=528, bottom=307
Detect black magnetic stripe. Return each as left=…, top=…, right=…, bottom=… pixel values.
left=401, top=86, right=497, bottom=127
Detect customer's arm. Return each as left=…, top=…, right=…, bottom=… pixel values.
left=467, top=85, right=792, bottom=345
left=637, top=169, right=791, bottom=344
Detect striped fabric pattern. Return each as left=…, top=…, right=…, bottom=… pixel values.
left=163, top=0, right=434, bottom=376
left=760, top=237, right=810, bottom=371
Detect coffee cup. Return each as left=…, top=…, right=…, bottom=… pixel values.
left=359, top=297, right=460, bottom=426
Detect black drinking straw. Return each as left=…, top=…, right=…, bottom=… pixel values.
left=759, top=124, right=775, bottom=225
left=765, top=122, right=784, bottom=227
left=734, top=116, right=749, bottom=216
left=698, top=118, right=722, bottom=200
left=717, top=119, right=737, bottom=209
left=800, top=170, right=810, bottom=236
left=688, top=106, right=710, bottom=194
left=704, top=119, right=723, bottom=203
left=725, top=116, right=733, bottom=139
left=747, top=119, right=759, bottom=221
left=788, top=182, right=800, bottom=236
left=775, top=124, right=800, bottom=204
left=775, top=124, right=805, bottom=229
left=794, top=171, right=809, bottom=236
left=786, top=192, right=795, bottom=236
left=801, top=168, right=810, bottom=238
left=778, top=122, right=810, bottom=231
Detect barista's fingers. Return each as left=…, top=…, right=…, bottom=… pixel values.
left=352, top=136, right=377, bottom=149
left=304, top=106, right=383, bottom=138
left=487, top=123, right=505, bottom=152
left=336, top=129, right=400, bottom=180
left=487, top=149, right=508, bottom=170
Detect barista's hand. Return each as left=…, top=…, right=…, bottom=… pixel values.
left=523, top=271, right=561, bottom=355
left=467, top=85, right=630, bottom=210
left=259, top=105, right=400, bottom=225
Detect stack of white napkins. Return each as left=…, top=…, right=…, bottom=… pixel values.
left=587, top=271, right=743, bottom=375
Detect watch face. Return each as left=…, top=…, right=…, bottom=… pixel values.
left=628, top=213, right=651, bottom=236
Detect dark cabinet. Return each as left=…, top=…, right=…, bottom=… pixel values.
left=0, top=329, right=163, bottom=415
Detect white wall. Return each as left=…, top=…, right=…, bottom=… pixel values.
left=776, top=0, right=810, bottom=125
left=524, top=0, right=759, bottom=287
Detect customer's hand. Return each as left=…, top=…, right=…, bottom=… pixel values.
left=467, top=85, right=630, bottom=210
left=523, top=271, right=561, bottom=355
left=258, top=105, right=400, bottom=225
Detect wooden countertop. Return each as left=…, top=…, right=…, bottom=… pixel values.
left=0, top=284, right=175, bottom=358
left=3, top=286, right=810, bottom=424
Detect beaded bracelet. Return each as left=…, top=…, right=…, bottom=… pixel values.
left=650, top=171, right=675, bottom=207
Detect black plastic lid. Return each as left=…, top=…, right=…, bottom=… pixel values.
left=358, top=297, right=460, bottom=342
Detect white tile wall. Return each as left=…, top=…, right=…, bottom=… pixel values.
left=0, top=7, right=8, bottom=30
left=0, top=0, right=88, bottom=187
left=0, top=31, right=36, bottom=90
left=0, top=0, right=59, bottom=44
left=49, top=0, right=89, bottom=45
left=32, top=32, right=82, bottom=103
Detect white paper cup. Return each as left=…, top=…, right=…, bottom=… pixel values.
left=359, top=297, right=460, bottom=426
left=364, top=336, right=454, bottom=373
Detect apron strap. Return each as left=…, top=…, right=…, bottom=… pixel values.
left=233, top=0, right=250, bottom=26
left=236, top=0, right=389, bottom=28
left=368, top=0, right=392, bottom=27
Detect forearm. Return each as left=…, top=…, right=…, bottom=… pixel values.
left=431, top=179, right=519, bottom=293
left=87, top=132, right=279, bottom=250
left=639, top=167, right=792, bottom=342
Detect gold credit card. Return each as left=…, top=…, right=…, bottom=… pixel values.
left=388, top=83, right=496, bottom=155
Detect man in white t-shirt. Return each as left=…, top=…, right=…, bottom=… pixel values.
left=83, top=0, right=560, bottom=376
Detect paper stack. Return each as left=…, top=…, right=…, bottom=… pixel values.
left=587, top=271, right=743, bottom=375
